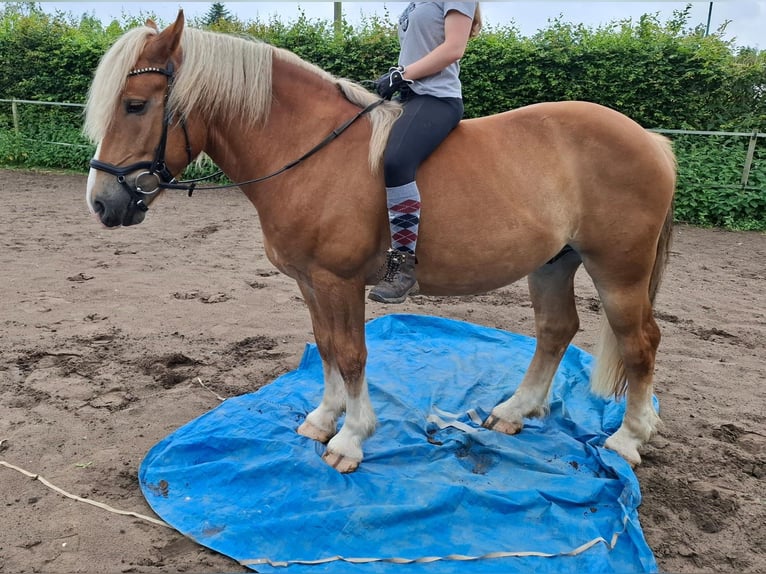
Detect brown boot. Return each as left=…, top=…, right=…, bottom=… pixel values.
left=368, top=249, right=418, bottom=304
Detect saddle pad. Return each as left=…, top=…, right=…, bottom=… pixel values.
left=139, top=314, right=658, bottom=573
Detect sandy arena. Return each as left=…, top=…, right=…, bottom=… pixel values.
left=0, top=169, right=764, bottom=573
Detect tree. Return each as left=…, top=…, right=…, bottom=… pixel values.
left=203, top=2, right=231, bottom=27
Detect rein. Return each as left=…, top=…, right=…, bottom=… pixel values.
left=175, top=97, right=383, bottom=194
left=89, top=61, right=383, bottom=213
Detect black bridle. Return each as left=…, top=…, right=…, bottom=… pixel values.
left=89, top=61, right=194, bottom=212
left=89, top=61, right=384, bottom=213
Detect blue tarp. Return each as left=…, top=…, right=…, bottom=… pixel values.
left=139, top=314, right=658, bottom=573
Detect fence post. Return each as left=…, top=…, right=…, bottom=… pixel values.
left=11, top=99, right=20, bottom=135
left=741, top=130, right=758, bottom=188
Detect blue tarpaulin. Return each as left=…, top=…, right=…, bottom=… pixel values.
left=139, top=314, right=658, bottom=573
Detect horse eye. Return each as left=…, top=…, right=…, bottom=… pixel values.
left=126, top=100, right=146, bottom=114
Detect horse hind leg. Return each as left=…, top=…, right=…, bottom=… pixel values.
left=484, top=249, right=582, bottom=434
left=589, top=271, right=662, bottom=466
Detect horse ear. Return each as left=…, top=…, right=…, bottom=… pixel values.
left=145, top=18, right=158, bottom=30
left=146, top=9, right=185, bottom=61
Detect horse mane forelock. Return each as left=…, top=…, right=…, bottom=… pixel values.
left=84, top=25, right=158, bottom=143
left=85, top=25, right=400, bottom=172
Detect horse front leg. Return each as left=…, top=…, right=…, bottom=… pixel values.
left=297, top=361, right=345, bottom=444
left=296, top=277, right=375, bottom=473
left=484, top=251, right=582, bottom=434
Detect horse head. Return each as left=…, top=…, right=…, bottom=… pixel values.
left=86, top=11, right=196, bottom=227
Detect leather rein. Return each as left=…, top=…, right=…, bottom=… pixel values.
left=89, top=61, right=383, bottom=212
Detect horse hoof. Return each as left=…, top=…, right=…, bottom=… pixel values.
left=483, top=414, right=523, bottom=435
left=297, top=420, right=334, bottom=443
left=604, top=435, right=642, bottom=467
left=322, top=450, right=361, bottom=473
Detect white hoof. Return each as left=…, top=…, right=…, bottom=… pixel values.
left=297, top=420, right=335, bottom=443
left=322, top=449, right=362, bottom=473
left=605, top=431, right=642, bottom=467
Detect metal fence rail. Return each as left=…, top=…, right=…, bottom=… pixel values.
left=2, top=98, right=764, bottom=186
left=0, top=98, right=90, bottom=149
left=651, top=128, right=765, bottom=188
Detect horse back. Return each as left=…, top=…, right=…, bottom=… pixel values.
left=410, top=101, right=676, bottom=294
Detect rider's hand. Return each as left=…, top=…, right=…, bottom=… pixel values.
left=374, top=66, right=412, bottom=100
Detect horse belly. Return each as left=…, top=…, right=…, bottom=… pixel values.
left=414, top=203, right=564, bottom=296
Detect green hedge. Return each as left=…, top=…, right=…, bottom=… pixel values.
left=1, top=2, right=764, bottom=230
left=672, top=134, right=766, bottom=230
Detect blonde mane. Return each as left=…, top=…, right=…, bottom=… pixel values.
left=84, top=25, right=400, bottom=172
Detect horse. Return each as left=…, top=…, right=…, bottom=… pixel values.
left=84, top=11, right=676, bottom=473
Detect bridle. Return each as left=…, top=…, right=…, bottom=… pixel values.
left=89, top=60, right=383, bottom=213
left=89, top=61, right=194, bottom=212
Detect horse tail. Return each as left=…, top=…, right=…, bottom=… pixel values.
left=647, top=133, right=676, bottom=303
left=591, top=133, right=676, bottom=397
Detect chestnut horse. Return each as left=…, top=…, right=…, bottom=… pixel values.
left=85, top=12, right=676, bottom=473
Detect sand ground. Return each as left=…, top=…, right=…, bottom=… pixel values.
left=0, top=169, right=763, bottom=573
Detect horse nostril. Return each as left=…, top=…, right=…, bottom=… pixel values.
left=93, top=201, right=105, bottom=215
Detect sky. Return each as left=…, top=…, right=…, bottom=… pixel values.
left=38, top=2, right=765, bottom=50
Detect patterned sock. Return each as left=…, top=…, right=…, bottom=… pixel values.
left=386, top=181, right=420, bottom=255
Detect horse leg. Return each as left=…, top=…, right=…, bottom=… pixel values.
left=484, top=250, right=582, bottom=434
left=295, top=282, right=344, bottom=443
left=592, top=282, right=661, bottom=466
left=297, top=360, right=345, bottom=444
left=295, top=278, right=375, bottom=473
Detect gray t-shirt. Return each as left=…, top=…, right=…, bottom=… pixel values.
left=397, top=2, right=477, bottom=98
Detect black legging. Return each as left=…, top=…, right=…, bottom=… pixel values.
left=383, top=91, right=464, bottom=188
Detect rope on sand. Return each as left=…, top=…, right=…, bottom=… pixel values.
left=0, top=459, right=173, bottom=529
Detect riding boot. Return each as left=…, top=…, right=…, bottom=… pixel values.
left=368, top=249, right=418, bottom=304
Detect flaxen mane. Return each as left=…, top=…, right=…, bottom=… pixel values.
left=84, top=25, right=400, bottom=171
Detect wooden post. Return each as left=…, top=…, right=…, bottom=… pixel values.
left=740, top=130, right=758, bottom=188
left=12, top=99, right=20, bottom=135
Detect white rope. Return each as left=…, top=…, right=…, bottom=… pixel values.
left=196, top=376, right=227, bottom=402
left=0, top=459, right=173, bottom=529
left=239, top=517, right=629, bottom=567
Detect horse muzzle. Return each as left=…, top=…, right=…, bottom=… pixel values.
left=87, top=167, right=152, bottom=227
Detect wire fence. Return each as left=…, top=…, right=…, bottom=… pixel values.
left=650, top=128, right=765, bottom=189
left=0, top=98, right=90, bottom=149
left=1, top=97, right=764, bottom=190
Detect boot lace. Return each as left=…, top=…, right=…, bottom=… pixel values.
left=382, top=249, right=406, bottom=282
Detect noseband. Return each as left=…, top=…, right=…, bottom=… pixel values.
left=89, top=61, right=194, bottom=212
left=89, top=60, right=384, bottom=213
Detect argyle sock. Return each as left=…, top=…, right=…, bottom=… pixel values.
left=386, top=181, right=420, bottom=254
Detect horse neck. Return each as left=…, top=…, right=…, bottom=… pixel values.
left=203, top=55, right=360, bottom=198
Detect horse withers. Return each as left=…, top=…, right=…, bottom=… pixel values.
left=85, top=12, right=676, bottom=473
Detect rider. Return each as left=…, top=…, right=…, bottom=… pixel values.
left=368, top=2, right=482, bottom=304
